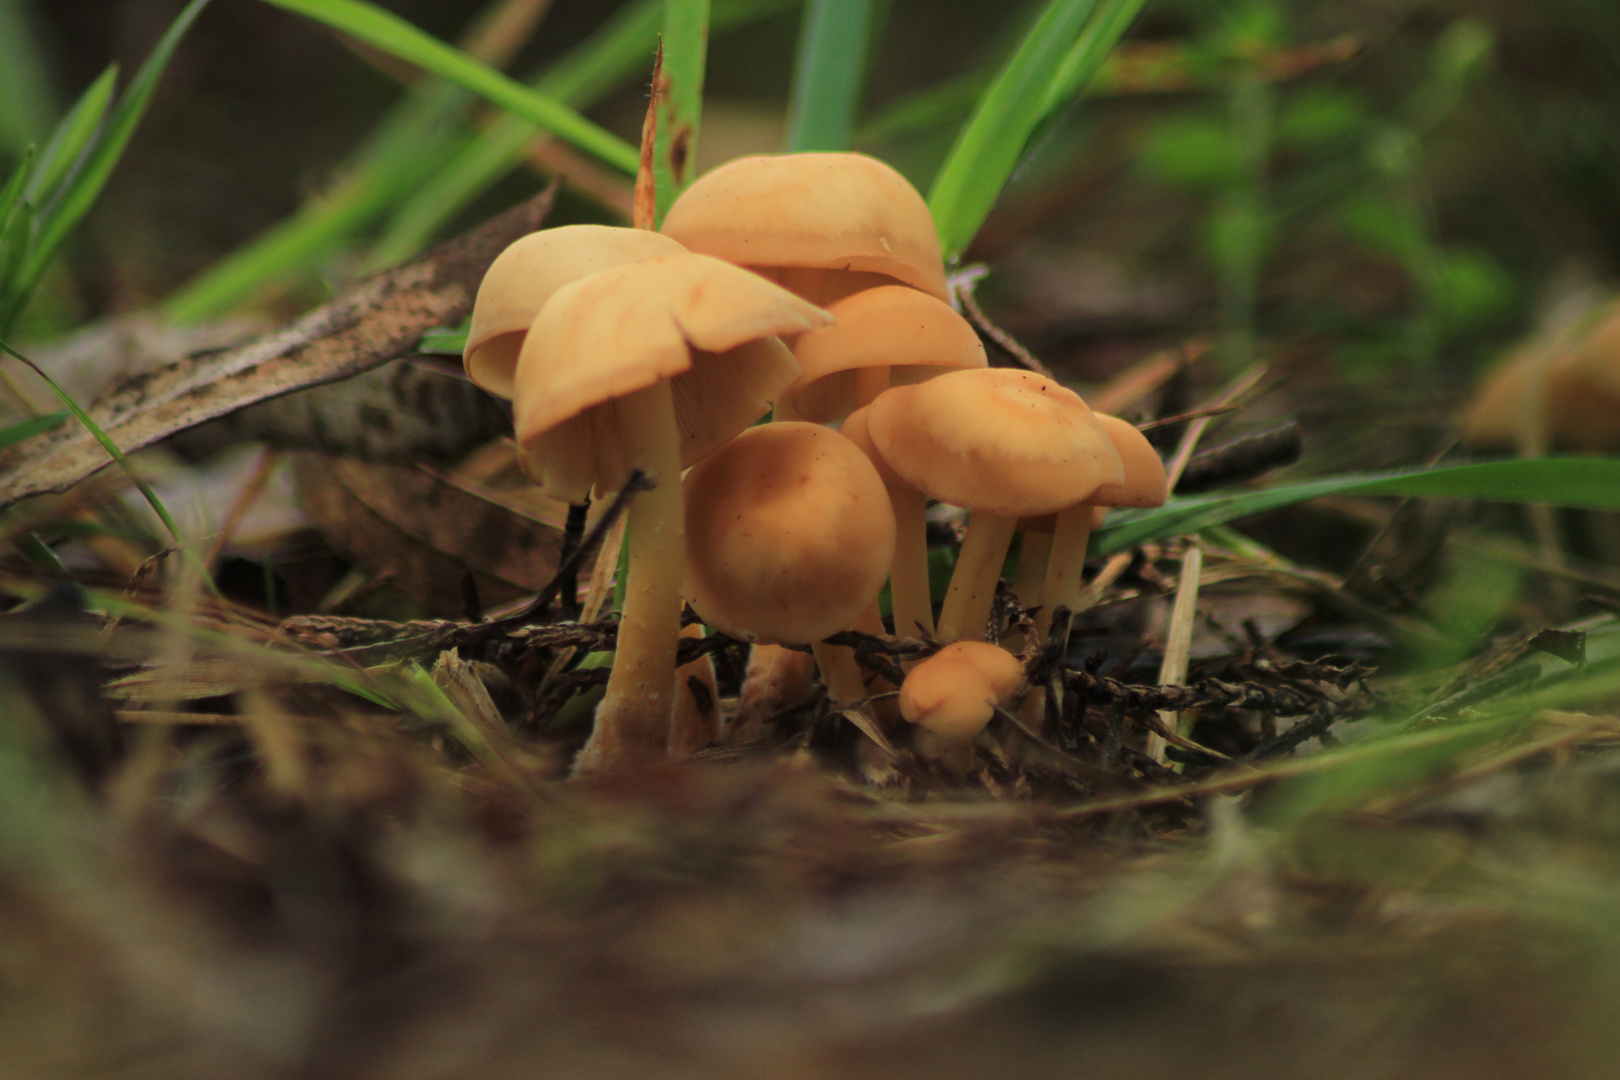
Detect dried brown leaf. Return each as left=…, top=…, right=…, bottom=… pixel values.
left=0, top=186, right=558, bottom=510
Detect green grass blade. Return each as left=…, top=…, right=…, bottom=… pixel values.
left=416, top=327, right=468, bottom=355
left=856, top=68, right=991, bottom=146
left=368, top=0, right=788, bottom=267
left=369, top=0, right=665, bottom=265
left=23, top=66, right=115, bottom=205
left=654, top=0, right=711, bottom=224
left=1039, top=0, right=1148, bottom=117
left=0, top=340, right=184, bottom=545
left=0, top=156, right=35, bottom=297
left=258, top=0, right=639, bottom=175
left=9, top=0, right=211, bottom=332
left=0, top=147, right=32, bottom=225
left=0, top=410, right=66, bottom=450
left=162, top=78, right=478, bottom=323
left=1094, top=458, right=1620, bottom=556
left=927, top=0, right=1101, bottom=261
left=784, top=0, right=875, bottom=152
left=0, top=0, right=58, bottom=158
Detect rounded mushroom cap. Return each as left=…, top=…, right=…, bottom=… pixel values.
left=1567, top=303, right=1620, bottom=398
left=465, top=225, right=686, bottom=398
left=869, top=368, right=1124, bottom=517
left=683, top=423, right=896, bottom=645
left=784, top=286, right=988, bottom=422
left=514, top=253, right=829, bottom=502
left=1092, top=414, right=1169, bottom=508
left=900, top=641, right=1025, bottom=743
left=660, top=153, right=948, bottom=303
left=838, top=405, right=903, bottom=488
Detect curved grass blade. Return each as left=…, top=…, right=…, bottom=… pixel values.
left=0, top=0, right=58, bottom=157
left=258, top=0, right=639, bottom=175
left=654, top=0, right=710, bottom=224
left=163, top=0, right=551, bottom=322
left=1094, top=457, right=1620, bottom=556
left=927, top=0, right=1099, bottom=261
left=369, top=0, right=790, bottom=267
left=0, top=340, right=183, bottom=545
left=0, top=410, right=66, bottom=450
left=23, top=66, right=115, bottom=205
left=928, top=0, right=1151, bottom=261
left=784, top=0, right=876, bottom=153
left=8, top=0, right=212, bottom=332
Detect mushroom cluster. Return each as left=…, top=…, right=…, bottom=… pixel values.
left=464, top=152, right=1167, bottom=776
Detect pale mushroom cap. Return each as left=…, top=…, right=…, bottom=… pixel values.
left=868, top=368, right=1125, bottom=517
left=1460, top=344, right=1620, bottom=452
left=683, top=423, right=896, bottom=645
left=838, top=405, right=903, bottom=488
left=1092, top=414, right=1170, bottom=508
left=900, top=641, right=1024, bottom=743
left=513, top=253, right=828, bottom=501
left=784, top=285, right=988, bottom=422
left=660, top=153, right=949, bottom=302
left=464, top=225, right=686, bottom=398
left=1567, top=302, right=1620, bottom=398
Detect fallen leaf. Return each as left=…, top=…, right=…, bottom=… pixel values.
left=0, top=184, right=558, bottom=509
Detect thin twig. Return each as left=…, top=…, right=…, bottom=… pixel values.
left=948, top=264, right=1055, bottom=379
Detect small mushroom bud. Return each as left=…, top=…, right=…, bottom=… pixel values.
left=900, top=641, right=1025, bottom=775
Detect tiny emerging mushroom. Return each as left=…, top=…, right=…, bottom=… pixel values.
left=660, top=152, right=948, bottom=306
left=900, top=641, right=1025, bottom=776
left=514, top=253, right=829, bottom=775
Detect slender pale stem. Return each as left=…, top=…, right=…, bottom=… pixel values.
left=936, top=513, right=1016, bottom=642
left=1013, top=529, right=1052, bottom=611
left=573, top=381, right=684, bottom=775
left=888, top=485, right=934, bottom=639
left=1033, top=504, right=1094, bottom=647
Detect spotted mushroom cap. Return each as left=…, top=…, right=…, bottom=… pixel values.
left=783, top=285, right=987, bottom=422
left=899, top=641, right=1025, bottom=744
left=682, top=423, right=896, bottom=645
left=868, top=368, right=1124, bottom=517
left=514, top=253, right=829, bottom=503
left=660, top=153, right=948, bottom=304
left=464, top=225, right=687, bottom=398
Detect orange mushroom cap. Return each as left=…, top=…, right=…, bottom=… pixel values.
left=899, top=641, right=1025, bottom=744
left=1092, top=414, right=1169, bottom=508
left=868, top=368, right=1124, bottom=517
left=783, top=285, right=987, bottom=422
left=683, top=423, right=896, bottom=645
left=660, top=153, right=948, bottom=304
left=514, top=253, right=828, bottom=502
left=464, top=225, right=686, bottom=398
left=838, top=405, right=903, bottom=488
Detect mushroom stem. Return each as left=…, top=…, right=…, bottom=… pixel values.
left=811, top=640, right=869, bottom=709
left=1013, top=530, right=1053, bottom=612
left=573, top=381, right=684, bottom=775
left=936, top=513, right=1017, bottom=642
left=1033, top=504, right=1094, bottom=650
left=888, top=485, right=934, bottom=640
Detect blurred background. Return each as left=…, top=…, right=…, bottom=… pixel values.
left=10, top=0, right=1612, bottom=387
